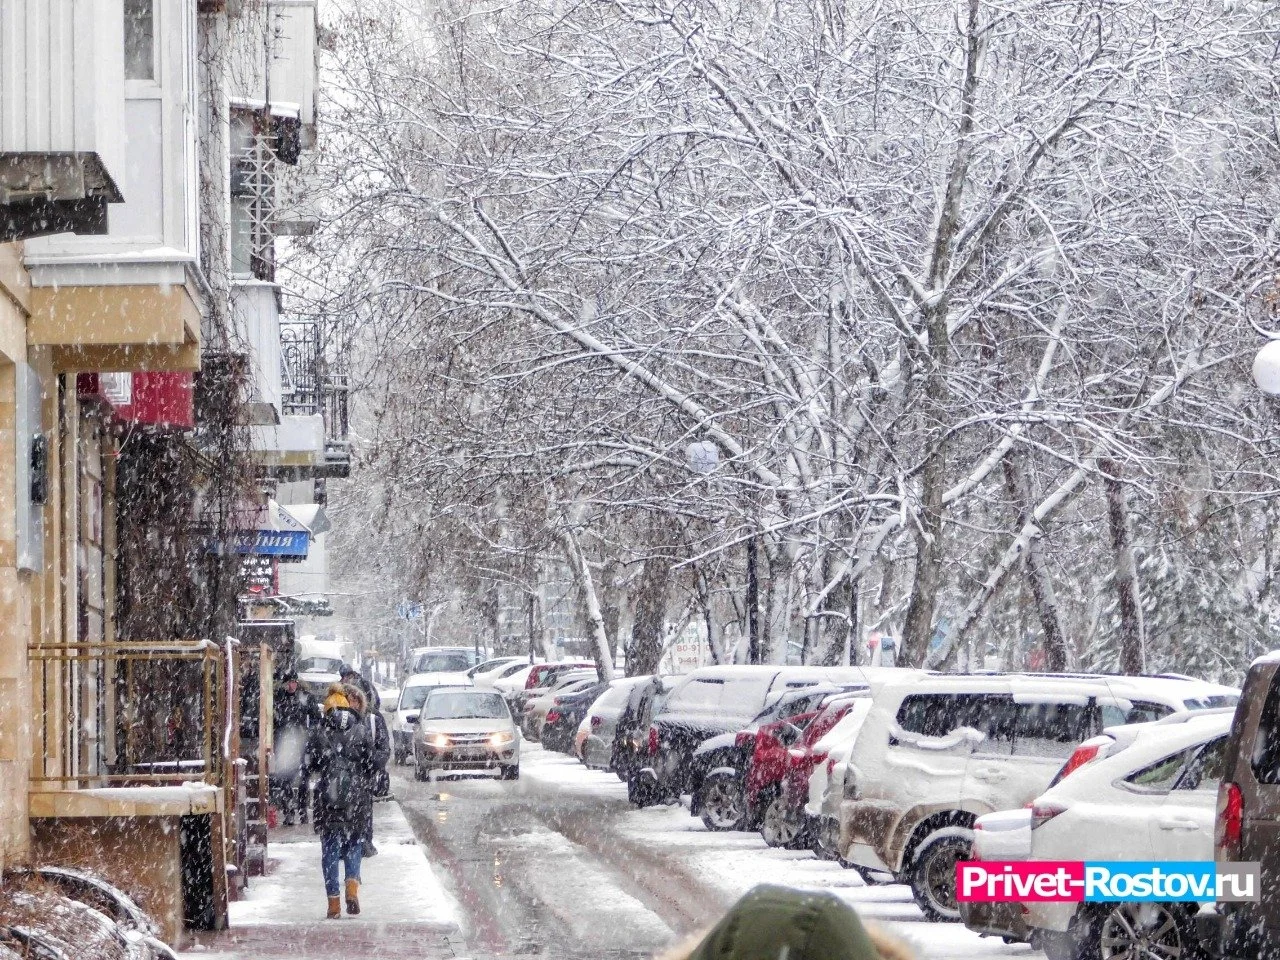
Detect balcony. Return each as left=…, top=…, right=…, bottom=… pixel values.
left=0, top=0, right=126, bottom=241
left=280, top=322, right=350, bottom=479
left=227, top=1, right=320, bottom=150
left=19, top=0, right=205, bottom=372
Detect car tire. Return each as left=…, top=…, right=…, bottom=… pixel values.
left=1087, top=901, right=1196, bottom=960
left=760, top=794, right=801, bottom=848
left=698, top=771, right=747, bottom=832
left=627, top=771, right=661, bottom=807
left=499, top=764, right=520, bottom=781
left=908, top=829, right=973, bottom=922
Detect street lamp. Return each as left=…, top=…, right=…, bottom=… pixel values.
left=1253, top=340, right=1280, bottom=396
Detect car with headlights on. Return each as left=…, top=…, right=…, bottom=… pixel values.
left=391, top=671, right=471, bottom=765
left=413, top=688, right=521, bottom=781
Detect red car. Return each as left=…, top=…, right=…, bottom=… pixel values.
left=759, top=697, right=862, bottom=848
left=744, top=710, right=822, bottom=822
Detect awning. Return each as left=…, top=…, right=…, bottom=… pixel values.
left=279, top=502, right=331, bottom=535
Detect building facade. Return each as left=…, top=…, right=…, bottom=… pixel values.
left=0, top=0, right=337, bottom=945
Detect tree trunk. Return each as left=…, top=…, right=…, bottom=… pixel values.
left=746, top=533, right=762, bottom=663
left=1002, top=456, right=1069, bottom=671
left=1102, top=459, right=1144, bottom=675
left=630, top=554, right=672, bottom=676
left=559, top=525, right=616, bottom=681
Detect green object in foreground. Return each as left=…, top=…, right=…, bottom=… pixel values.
left=685, top=884, right=883, bottom=960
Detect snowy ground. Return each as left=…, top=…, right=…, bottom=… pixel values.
left=519, top=746, right=1039, bottom=960
left=226, top=799, right=460, bottom=929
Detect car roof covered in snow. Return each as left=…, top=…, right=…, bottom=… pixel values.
left=864, top=671, right=1238, bottom=708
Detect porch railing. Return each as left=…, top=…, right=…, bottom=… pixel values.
left=29, top=641, right=226, bottom=789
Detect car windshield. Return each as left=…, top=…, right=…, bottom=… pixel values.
left=412, top=652, right=473, bottom=673
left=299, top=656, right=343, bottom=674
left=400, top=686, right=445, bottom=710
left=423, top=691, right=510, bottom=721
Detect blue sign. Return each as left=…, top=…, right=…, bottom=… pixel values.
left=233, top=530, right=310, bottom=557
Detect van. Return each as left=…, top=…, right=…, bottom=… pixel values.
left=1202, top=651, right=1280, bottom=958
left=836, top=673, right=1239, bottom=921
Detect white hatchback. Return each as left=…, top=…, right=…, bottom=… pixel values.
left=1024, top=710, right=1232, bottom=960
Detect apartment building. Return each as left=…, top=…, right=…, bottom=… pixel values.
left=0, top=0, right=334, bottom=945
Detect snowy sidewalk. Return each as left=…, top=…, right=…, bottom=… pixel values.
left=181, top=800, right=461, bottom=959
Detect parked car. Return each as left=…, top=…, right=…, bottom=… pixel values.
left=407, top=646, right=485, bottom=675
left=636, top=666, right=874, bottom=819
left=467, top=656, right=525, bottom=679
left=391, top=671, right=472, bottom=764
left=522, top=675, right=601, bottom=741
left=496, top=661, right=596, bottom=703
left=1020, top=710, right=1232, bottom=959
left=476, top=659, right=538, bottom=689
left=513, top=668, right=599, bottom=726
left=541, top=681, right=612, bottom=753
left=836, top=673, right=1239, bottom=920
left=1202, top=650, right=1280, bottom=960
left=760, top=693, right=868, bottom=848
left=580, top=675, right=655, bottom=770
left=412, top=687, right=521, bottom=781
left=806, top=697, right=879, bottom=864
left=614, top=677, right=672, bottom=796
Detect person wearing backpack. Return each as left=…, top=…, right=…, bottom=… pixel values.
left=306, top=685, right=375, bottom=919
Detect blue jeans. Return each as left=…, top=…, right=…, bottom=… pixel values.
left=321, top=829, right=363, bottom=897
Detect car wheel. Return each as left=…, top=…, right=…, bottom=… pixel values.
left=499, top=764, right=520, bottom=781
left=627, top=770, right=661, bottom=807
left=1095, top=902, right=1196, bottom=960
left=760, top=795, right=800, bottom=848
left=698, top=771, right=746, bottom=832
left=909, top=830, right=972, bottom=922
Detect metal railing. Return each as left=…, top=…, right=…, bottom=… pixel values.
left=29, top=641, right=226, bottom=789
left=280, top=322, right=349, bottom=443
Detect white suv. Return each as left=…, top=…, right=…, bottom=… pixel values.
left=835, top=674, right=1238, bottom=920
left=1025, top=710, right=1232, bottom=960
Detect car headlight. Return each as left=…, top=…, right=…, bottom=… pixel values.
left=489, top=731, right=515, bottom=746
left=432, top=734, right=451, bottom=749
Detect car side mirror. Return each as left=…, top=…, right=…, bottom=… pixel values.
left=778, top=723, right=802, bottom=746
left=407, top=716, right=420, bottom=725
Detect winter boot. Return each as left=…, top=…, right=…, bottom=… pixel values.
left=345, top=879, right=360, bottom=915
left=326, top=896, right=341, bottom=919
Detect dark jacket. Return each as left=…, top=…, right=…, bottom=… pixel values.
left=274, top=685, right=320, bottom=733
left=661, top=885, right=912, bottom=960
left=305, top=706, right=375, bottom=833
left=364, top=710, right=392, bottom=798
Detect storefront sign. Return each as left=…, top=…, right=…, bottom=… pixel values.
left=232, top=530, right=310, bottom=557
left=241, top=554, right=277, bottom=595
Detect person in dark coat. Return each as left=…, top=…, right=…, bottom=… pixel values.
left=338, top=684, right=391, bottom=858
left=340, top=664, right=382, bottom=713
left=305, top=687, right=375, bottom=918
left=272, top=672, right=319, bottom=826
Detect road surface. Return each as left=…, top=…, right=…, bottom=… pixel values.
left=396, top=745, right=1040, bottom=960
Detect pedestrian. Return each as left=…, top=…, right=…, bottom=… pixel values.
left=340, top=664, right=382, bottom=713
left=271, top=671, right=319, bottom=826
left=336, top=682, right=390, bottom=857
left=305, top=684, right=375, bottom=919
left=654, top=884, right=913, bottom=960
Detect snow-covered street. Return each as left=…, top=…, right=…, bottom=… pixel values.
left=390, top=745, right=1040, bottom=960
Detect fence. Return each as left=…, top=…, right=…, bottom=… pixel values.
left=29, top=641, right=226, bottom=789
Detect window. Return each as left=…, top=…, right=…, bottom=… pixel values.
left=669, top=678, right=725, bottom=711
left=1124, top=749, right=1190, bottom=792
left=124, top=0, right=155, bottom=81
left=1099, top=698, right=1173, bottom=728
left=1175, top=737, right=1228, bottom=792
left=422, top=691, right=509, bottom=721
left=1010, top=701, right=1094, bottom=759
left=411, top=652, right=472, bottom=674
left=896, top=694, right=977, bottom=738
left=1252, top=674, right=1280, bottom=785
